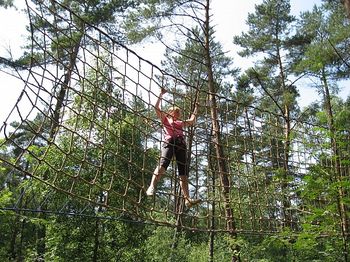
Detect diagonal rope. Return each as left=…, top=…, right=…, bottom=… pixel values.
left=0, top=0, right=348, bottom=237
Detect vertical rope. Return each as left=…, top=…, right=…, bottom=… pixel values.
left=0, top=0, right=348, bottom=241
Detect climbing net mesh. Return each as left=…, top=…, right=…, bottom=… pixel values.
left=0, top=1, right=348, bottom=235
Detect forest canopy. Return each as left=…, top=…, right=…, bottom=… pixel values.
left=0, top=0, right=349, bottom=261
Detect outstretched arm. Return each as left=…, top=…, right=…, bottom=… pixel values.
left=183, top=101, right=199, bottom=127
left=155, top=87, right=167, bottom=120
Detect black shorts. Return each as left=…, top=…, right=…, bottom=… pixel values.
left=159, top=137, right=188, bottom=176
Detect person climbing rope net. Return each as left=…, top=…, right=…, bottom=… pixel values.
left=146, top=87, right=201, bottom=208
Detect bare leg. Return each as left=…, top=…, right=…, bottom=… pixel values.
left=179, top=175, right=190, bottom=199
left=179, top=175, right=201, bottom=208
left=146, top=166, right=165, bottom=195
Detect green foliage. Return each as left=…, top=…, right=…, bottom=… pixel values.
left=0, top=0, right=13, bottom=8
left=144, top=227, right=191, bottom=262
left=123, top=11, right=158, bottom=44
left=122, top=1, right=169, bottom=44
left=0, top=189, right=12, bottom=207
left=43, top=217, right=148, bottom=261
left=1, top=0, right=350, bottom=261
left=234, top=0, right=295, bottom=57
left=187, top=242, right=209, bottom=262
left=143, top=227, right=231, bottom=262
left=293, top=3, right=350, bottom=81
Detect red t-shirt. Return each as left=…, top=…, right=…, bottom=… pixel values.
left=162, top=116, right=184, bottom=141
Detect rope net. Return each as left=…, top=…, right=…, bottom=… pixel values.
left=0, top=0, right=348, bottom=235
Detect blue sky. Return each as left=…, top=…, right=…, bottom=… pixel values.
left=1, top=0, right=348, bottom=126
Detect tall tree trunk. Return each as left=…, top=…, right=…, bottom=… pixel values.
left=36, top=224, right=46, bottom=261
left=44, top=21, right=83, bottom=262
left=18, top=217, right=25, bottom=262
left=9, top=177, right=26, bottom=261
left=282, top=105, right=293, bottom=229
left=277, top=42, right=293, bottom=229
left=50, top=37, right=82, bottom=139
left=92, top=219, right=100, bottom=262
left=208, top=141, right=216, bottom=262
left=204, top=1, right=239, bottom=261
left=9, top=208, right=22, bottom=260
left=321, top=68, right=348, bottom=262
left=344, top=0, right=350, bottom=18
left=245, top=107, right=264, bottom=229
